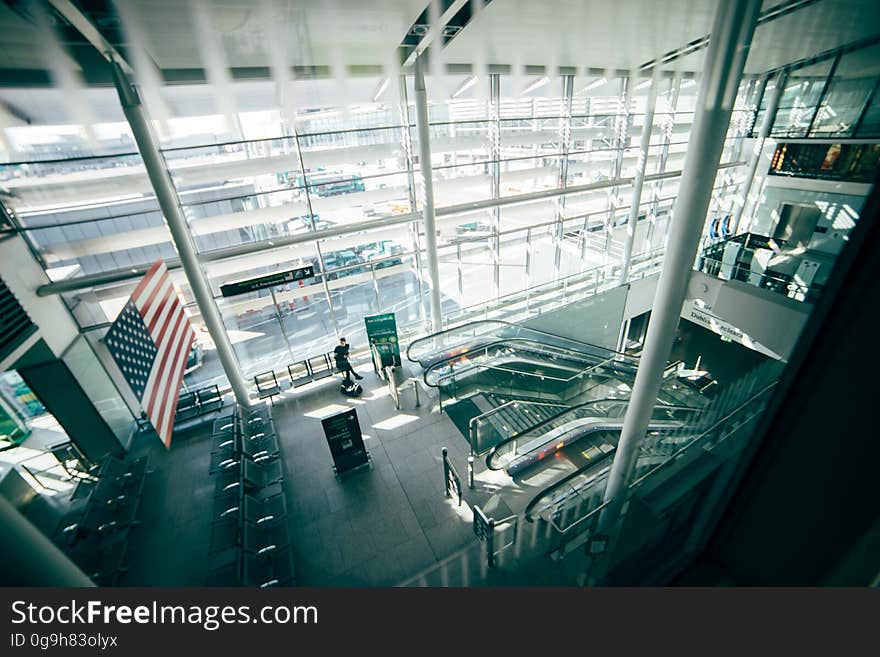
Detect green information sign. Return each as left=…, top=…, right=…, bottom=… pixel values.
left=364, top=312, right=401, bottom=369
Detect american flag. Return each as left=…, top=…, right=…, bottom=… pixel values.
left=104, top=259, right=195, bottom=448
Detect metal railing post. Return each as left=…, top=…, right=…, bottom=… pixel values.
left=442, top=447, right=450, bottom=498
left=487, top=517, right=497, bottom=568
left=467, top=455, right=475, bottom=490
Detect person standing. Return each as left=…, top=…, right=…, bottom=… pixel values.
left=334, top=337, right=363, bottom=382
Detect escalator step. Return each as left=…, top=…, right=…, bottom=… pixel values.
left=500, top=407, right=525, bottom=434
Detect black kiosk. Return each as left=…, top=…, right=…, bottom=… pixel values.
left=321, top=407, right=370, bottom=476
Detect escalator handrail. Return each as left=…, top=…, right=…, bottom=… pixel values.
left=426, top=339, right=620, bottom=386
left=484, top=398, right=628, bottom=470
left=627, top=381, right=778, bottom=491
left=406, top=319, right=637, bottom=366
left=422, top=337, right=638, bottom=388
left=526, top=380, right=778, bottom=532
left=524, top=460, right=613, bottom=521
left=406, top=320, right=509, bottom=363
left=486, top=402, right=700, bottom=471
left=521, top=418, right=687, bottom=521
left=466, top=398, right=570, bottom=443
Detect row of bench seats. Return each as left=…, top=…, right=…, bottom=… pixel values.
left=53, top=455, right=151, bottom=586
left=135, top=384, right=224, bottom=433
left=253, top=354, right=338, bottom=403
left=206, top=402, right=295, bottom=587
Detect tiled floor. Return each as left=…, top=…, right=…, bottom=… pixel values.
left=93, top=338, right=744, bottom=586
left=120, top=361, right=498, bottom=586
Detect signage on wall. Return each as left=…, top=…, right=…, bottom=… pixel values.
left=682, top=299, right=782, bottom=361
left=220, top=266, right=315, bottom=297
left=321, top=407, right=369, bottom=475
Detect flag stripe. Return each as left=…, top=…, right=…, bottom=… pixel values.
left=151, top=294, right=185, bottom=348
left=148, top=320, right=188, bottom=433
left=145, top=282, right=179, bottom=346
left=131, top=260, right=165, bottom=306
left=144, top=306, right=187, bottom=421
left=159, top=330, right=194, bottom=447
left=106, top=258, right=195, bottom=450
left=153, top=325, right=193, bottom=441
left=141, top=275, right=173, bottom=330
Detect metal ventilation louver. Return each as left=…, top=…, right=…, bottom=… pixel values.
left=0, top=278, right=37, bottom=363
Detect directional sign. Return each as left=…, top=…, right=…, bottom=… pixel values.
left=220, top=266, right=315, bottom=297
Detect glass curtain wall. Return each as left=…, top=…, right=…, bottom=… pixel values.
left=754, top=41, right=880, bottom=139
left=0, top=68, right=757, bottom=389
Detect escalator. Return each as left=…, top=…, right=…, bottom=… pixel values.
left=481, top=401, right=700, bottom=525
left=408, top=320, right=706, bottom=453
left=407, top=320, right=640, bottom=374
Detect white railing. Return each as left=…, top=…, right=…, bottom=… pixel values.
left=442, top=246, right=664, bottom=329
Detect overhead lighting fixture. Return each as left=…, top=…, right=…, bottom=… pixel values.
left=451, top=75, right=478, bottom=99
left=521, top=76, right=550, bottom=96
left=372, top=78, right=390, bottom=102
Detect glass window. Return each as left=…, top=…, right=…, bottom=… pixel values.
left=811, top=45, right=880, bottom=137
left=62, top=334, right=135, bottom=445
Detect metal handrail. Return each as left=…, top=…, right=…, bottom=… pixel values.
left=428, top=345, right=635, bottom=413
left=485, top=400, right=700, bottom=472
left=467, top=399, right=570, bottom=450
left=424, top=337, right=637, bottom=387
left=628, top=382, right=777, bottom=490
left=550, top=380, right=778, bottom=539
left=433, top=353, right=597, bottom=394
left=386, top=365, right=400, bottom=409
left=408, top=315, right=639, bottom=366
left=698, top=253, right=816, bottom=297
left=435, top=245, right=665, bottom=331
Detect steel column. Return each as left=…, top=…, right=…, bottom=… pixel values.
left=598, top=0, right=761, bottom=537
left=620, top=79, right=657, bottom=284
left=804, top=51, right=842, bottom=137
left=413, top=56, right=444, bottom=332
left=291, top=126, right=340, bottom=337
left=850, top=76, right=880, bottom=138
left=489, top=73, right=502, bottom=300
left=553, top=74, right=575, bottom=279
left=647, top=75, right=682, bottom=245
left=398, top=74, right=428, bottom=325
left=604, top=75, right=633, bottom=263
left=730, top=70, right=787, bottom=235
left=110, top=61, right=250, bottom=407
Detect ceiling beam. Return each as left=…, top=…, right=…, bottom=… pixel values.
left=638, top=0, right=824, bottom=72
left=46, top=0, right=133, bottom=75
